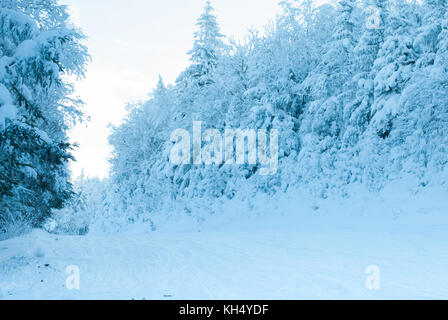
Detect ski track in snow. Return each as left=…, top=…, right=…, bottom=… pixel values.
left=1, top=216, right=448, bottom=300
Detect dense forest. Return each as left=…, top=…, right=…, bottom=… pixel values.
left=1, top=0, right=447, bottom=237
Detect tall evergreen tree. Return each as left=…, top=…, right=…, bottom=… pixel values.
left=187, top=0, right=225, bottom=84
left=0, top=0, right=89, bottom=234
left=300, top=0, right=356, bottom=143
left=436, top=9, right=448, bottom=69
left=368, top=1, right=419, bottom=139
left=343, top=0, right=387, bottom=145
left=333, top=0, right=356, bottom=44
left=354, top=0, right=387, bottom=74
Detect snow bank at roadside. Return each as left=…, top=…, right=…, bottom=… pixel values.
left=87, top=176, right=448, bottom=236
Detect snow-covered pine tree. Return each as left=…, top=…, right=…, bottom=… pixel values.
left=0, top=0, right=89, bottom=235
left=322, top=0, right=356, bottom=95
left=291, top=1, right=356, bottom=194
left=333, top=0, right=356, bottom=42
left=354, top=0, right=387, bottom=74
left=299, top=0, right=356, bottom=144
left=435, top=3, right=448, bottom=69
left=413, top=0, right=447, bottom=67
left=343, top=0, right=387, bottom=145
left=370, top=0, right=419, bottom=139
left=185, top=0, right=225, bottom=86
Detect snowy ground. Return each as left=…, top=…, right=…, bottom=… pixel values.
left=1, top=197, right=448, bottom=300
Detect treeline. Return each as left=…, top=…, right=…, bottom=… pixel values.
left=4, top=0, right=448, bottom=235
left=90, top=0, right=448, bottom=229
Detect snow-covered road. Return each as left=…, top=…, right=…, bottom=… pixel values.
left=1, top=212, right=447, bottom=300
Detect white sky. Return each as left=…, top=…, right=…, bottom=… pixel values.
left=63, top=0, right=327, bottom=179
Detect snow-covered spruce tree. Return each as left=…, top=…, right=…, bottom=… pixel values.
left=435, top=3, right=448, bottom=69
left=354, top=0, right=387, bottom=73
left=183, top=0, right=225, bottom=86
left=300, top=0, right=356, bottom=133
left=293, top=0, right=356, bottom=192
left=342, top=0, right=387, bottom=146
left=0, top=0, right=89, bottom=235
left=369, top=0, right=419, bottom=140
left=413, top=0, right=447, bottom=67
left=333, top=0, right=356, bottom=44
left=299, top=3, right=342, bottom=100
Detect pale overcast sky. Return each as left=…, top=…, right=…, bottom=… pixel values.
left=63, top=0, right=328, bottom=179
